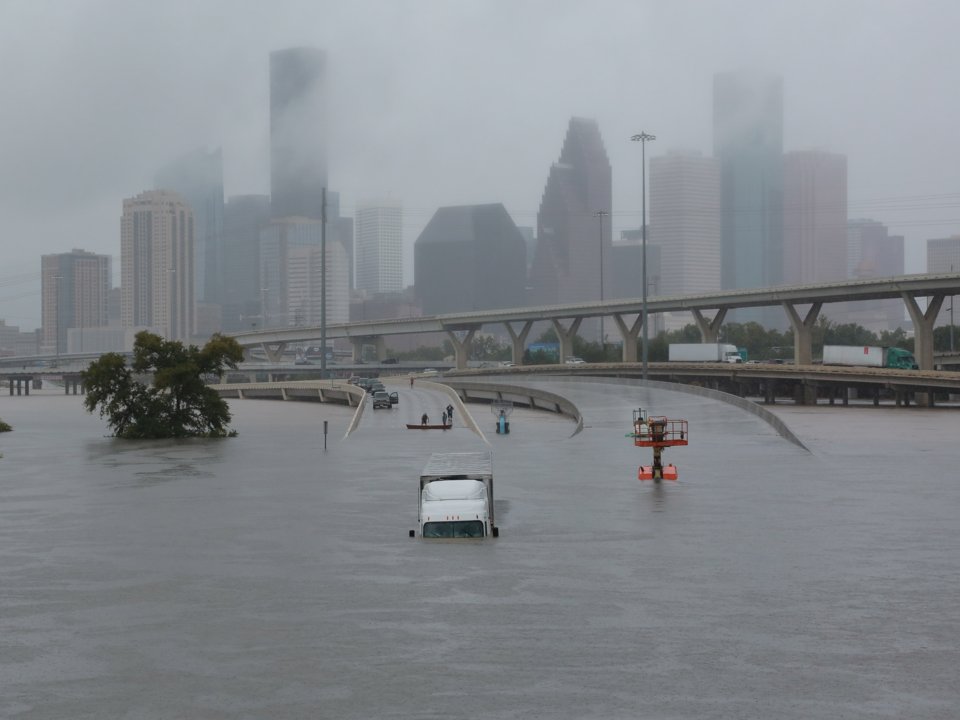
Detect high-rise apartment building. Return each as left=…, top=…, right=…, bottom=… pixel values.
left=845, top=219, right=905, bottom=330
left=259, top=217, right=349, bottom=329
left=154, top=148, right=224, bottom=306
left=222, top=194, right=271, bottom=331
left=120, top=190, right=195, bottom=341
left=714, top=71, right=783, bottom=325
left=41, top=249, right=111, bottom=355
left=270, top=47, right=326, bottom=220
left=529, top=118, right=611, bottom=339
left=414, top=204, right=527, bottom=315
left=782, top=150, right=848, bottom=285
left=355, top=204, right=403, bottom=294
left=650, top=150, right=721, bottom=297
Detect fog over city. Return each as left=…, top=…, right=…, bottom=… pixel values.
left=2, top=0, right=958, bottom=330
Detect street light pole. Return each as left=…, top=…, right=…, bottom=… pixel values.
left=52, top=274, right=63, bottom=366
left=594, top=209, right=608, bottom=358
left=951, top=264, right=955, bottom=353
left=631, top=131, right=656, bottom=380
left=320, top=187, right=327, bottom=379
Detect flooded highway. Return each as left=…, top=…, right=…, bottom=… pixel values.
left=1, top=377, right=958, bottom=719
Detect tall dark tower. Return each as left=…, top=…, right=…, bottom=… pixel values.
left=714, top=71, right=783, bottom=326
left=270, top=47, right=327, bottom=220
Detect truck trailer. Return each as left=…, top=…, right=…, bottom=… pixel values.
left=410, top=452, right=499, bottom=539
left=668, top=343, right=743, bottom=363
left=821, top=345, right=918, bottom=370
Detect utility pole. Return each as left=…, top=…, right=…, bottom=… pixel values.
left=320, top=187, right=327, bottom=379
left=631, top=131, right=656, bottom=380
left=594, top=210, right=608, bottom=358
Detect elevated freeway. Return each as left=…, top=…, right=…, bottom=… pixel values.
left=227, top=272, right=960, bottom=372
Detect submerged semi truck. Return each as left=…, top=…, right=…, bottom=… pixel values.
left=668, top=343, right=743, bottom=363
left=821, top=345, right=918, bottom=370
left=410, top=452, right=499, bottom=539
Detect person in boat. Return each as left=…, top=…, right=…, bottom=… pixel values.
left=441, top=411, right=448, bottom=426
left=446, top=404, right=454, bottom=422
left=421, top=413, right=429, bottom=426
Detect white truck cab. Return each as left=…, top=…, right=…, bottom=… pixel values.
left=411, top=452, right=499, bottom=539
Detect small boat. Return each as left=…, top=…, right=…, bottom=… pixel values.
left=406, top=424, right=451, bottom=430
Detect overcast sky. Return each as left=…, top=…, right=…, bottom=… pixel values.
left=2, top=0, right=958, bottom=330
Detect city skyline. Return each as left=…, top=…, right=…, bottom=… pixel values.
left=2, top=1, right=960, bottom=330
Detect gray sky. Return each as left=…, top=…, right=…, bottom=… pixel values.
left=2, top=0, right=958, bottom=330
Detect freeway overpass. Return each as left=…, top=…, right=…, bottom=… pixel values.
left=228, top=272, right=960, bottom=371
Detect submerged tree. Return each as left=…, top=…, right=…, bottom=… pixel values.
left=82, top=331, right=244, bottom=439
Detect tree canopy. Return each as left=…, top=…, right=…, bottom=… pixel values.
left=82, top=331, right=244, bottom=439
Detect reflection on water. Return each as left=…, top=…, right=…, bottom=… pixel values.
left=1, top=386, right=958, bottom=719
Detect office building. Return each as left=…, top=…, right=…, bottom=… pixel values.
left=120, top=190, right=195, bottom=341
left=355, top=203, right=403, bottom=294
left=270, top=47, right=327, bottom=220
left=650, top=149, right=721, bottom=297
left=259, top=217, right=349, bottom=329
left=222, top=194, right=271, bottom=331
left=782, top=150, right=848, bottom=285
left=714, top=71, right=783, bottom=325
left=414, top=204, right=527, bottom=315
left=40, top=249, right=111, bottom=355
left=154, top=148, right=224, bottom=306
left=845, top=219, right=905, bottom=331
left=530, top=118, right=612, bottom=311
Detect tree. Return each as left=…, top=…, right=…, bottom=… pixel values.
left=0, top=418, right=11, bottom=433
left=82, top=331, right=244, bottom=439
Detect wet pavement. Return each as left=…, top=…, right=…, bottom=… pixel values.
left=1, top=378, right=958, bottom=719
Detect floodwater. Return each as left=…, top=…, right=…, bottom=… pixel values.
left=1, top=378, right=958, bottom=719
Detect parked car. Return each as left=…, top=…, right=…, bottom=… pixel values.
left=389, top=391, right=399, bottom=405
left=421, top=369, right=439, bottom=376
left=381, top=357, right=399, bottom=364
left=564, top=357, right=586, bottom=365
left=369, top=382, right=386, bottom=394
left=372, top=391, right=393, bottom=409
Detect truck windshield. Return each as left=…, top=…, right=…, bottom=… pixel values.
left=422, top=521, right=485, bottom=538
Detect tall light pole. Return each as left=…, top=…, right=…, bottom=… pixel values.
left=594, top=209, right=608, bottom=358
left=52, top=274, right=63, bottom=366
left=320, top=187, right=327, bottom=379
left=951, top=264, right=956, bottom=353
left=631, top=131, right=656, bottom=380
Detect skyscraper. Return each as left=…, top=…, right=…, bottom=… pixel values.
left=714, top=71, right=783, bottom=324
left=530, top=117, right=612, bottom=338
left=154, top=148, right=224, bottom=306
left=926, top=235, right=960, bottom=274
left=120, top=190, right=195, bottom=341
left=782, top=150, right=848, bottom=285
left=355, top=203, right=403, bottom=294
left=650, top=149, right=721, bottom=297
left=222, top=194, right=271, bottom=331
left=414, top=204, right=527, bottom=315
left=846, top=219, right=905, bottom=330
left=270, top=47, right=326, bottom=220
left=258, top=217, right=349, bottom=328
left=41, top=249, right=111, bottom=355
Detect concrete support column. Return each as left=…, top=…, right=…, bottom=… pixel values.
left=691, top=308, right=727, bottom=344
left=372, top=336, right=387, bottom=362
left=260, top=342, right=287, bottom=363
left=551, top=318, right=583, bottom=363
left=445, top=326, right=478, bottom=370
left=782, top=301, right=822, bottom=365
left=503, top=321, right=533, bottom=365
left=612, top=313, right=643, bottom=362
left=349, top=338, right=364, bottom=362
left=902, top=293, right=944, bottom=371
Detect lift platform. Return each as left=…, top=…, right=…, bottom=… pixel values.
left=626, top=408, right=688, bottom=482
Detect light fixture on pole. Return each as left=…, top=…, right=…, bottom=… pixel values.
left=594, top=209, right=608, bottom=358
left=630, top=131, right=656, bottom=380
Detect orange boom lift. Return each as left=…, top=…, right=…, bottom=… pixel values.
left=627, top=408, right=688, bottom=482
